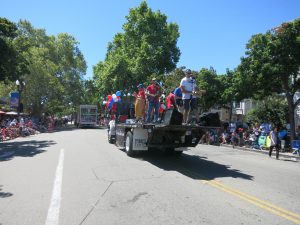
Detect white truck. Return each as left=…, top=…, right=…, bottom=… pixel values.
left=76, top=105, right=98, bottom=128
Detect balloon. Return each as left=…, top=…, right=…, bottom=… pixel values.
left=102, top=101, right=107, bottom=105
left=108, top=98, right=114, bottom=109
left=107, top=95, right=112, bottom=100
left=117, top=96, right=121, bottom=102
left=112, top=94, right=117, bottom=102
left=116, top=91, right=121, bottom=97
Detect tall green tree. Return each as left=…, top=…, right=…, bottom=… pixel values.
left=82, top=79, right=98, bottom=105
left=163, top=67, right=186, bottom=93
left=214, top=69, right=239, bottom=105
left=50, top=33, right=87, bottom=109
left=238, top=18, right=300, bottom=140
left=15, top=20, right=86, bottom=116
left=94, top=1, right=180, bottom=96
left=245, top=95, right=288, bottom=127
left=0, top=17, right=27, bottom=82
left=197, top=67, right=223, bottom=112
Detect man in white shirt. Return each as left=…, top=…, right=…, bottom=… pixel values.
left=180, top=69, right=194, bottom=124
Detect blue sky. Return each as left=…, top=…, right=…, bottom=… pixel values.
left=1, top=0, right=299, bottom=79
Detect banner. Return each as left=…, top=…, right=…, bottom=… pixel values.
left=10, top=92, right=19, bottom=108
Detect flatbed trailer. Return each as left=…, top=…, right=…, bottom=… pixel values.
left=108, top=121, right=216, bottom=156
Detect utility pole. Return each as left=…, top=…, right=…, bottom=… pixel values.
left=16, top=79, right=25, bottom=117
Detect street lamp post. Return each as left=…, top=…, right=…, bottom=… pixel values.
left=16, top=79, right=25, bottom=116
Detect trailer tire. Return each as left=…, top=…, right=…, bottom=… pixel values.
left=125, top=132, right=135, bottom=157
left=108, top=134, right=115, bottom=144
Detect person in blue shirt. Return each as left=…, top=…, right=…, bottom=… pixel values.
left=174, top=86, right=183, bottom=112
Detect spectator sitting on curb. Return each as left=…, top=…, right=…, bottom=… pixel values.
left=231, top=130, right=239, bottom=148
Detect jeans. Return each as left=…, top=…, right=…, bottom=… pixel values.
left=146, top=101, right=160, bottom=122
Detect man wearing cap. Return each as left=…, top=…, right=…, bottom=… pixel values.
left=180, top=69, right=195, bottom=124
left=146, top=78, right=161, bottom=123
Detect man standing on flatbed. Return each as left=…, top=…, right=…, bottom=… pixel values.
left=180, top=69, right=194, bottom=124
left=145, top=78, right=161, bottom=123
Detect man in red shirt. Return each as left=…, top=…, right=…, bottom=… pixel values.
left=146, top=78, right=161, bottom=123
left=166, top=91, right=176, bottom=109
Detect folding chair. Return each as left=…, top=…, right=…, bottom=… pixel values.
left=291, top=140, right=300, bottom=155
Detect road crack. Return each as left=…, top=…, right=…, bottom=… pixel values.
left=78, top=181, right=113, bottom=225
left=126, top=192, right=148, bottom=203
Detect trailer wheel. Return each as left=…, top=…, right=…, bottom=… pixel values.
left=108, top=134, right=115, bottom=144
left=125, top=132, right=134, bottom=157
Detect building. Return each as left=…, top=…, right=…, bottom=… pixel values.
left=209, top=99, right=256, bottom=124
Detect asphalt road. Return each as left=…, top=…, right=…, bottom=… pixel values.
left=1, top=127, right=300, bottom=225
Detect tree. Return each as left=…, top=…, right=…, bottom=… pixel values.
left=238, top=18, right=300, bottom=140
left=197, top=67, right=223, bottom=112
left=94, top=1, right=180, bottom=97
left=245, top=95, right=288, bottom=127
left=82, top=79, right=99, bottom=105
left=0, top=17, right=28, bottom=82
left=50, top=33, right=87, bottom=109
left=122, top=1, right=180, bottom=76
left=163, top=67, right=186, bottom=93
left=14, top=20, right=86, bottom=116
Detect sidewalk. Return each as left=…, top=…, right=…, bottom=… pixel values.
left=220, top=143, right=300, bottom=161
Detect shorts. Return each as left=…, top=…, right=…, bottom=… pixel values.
left=183, top=99, right=190, bottom=110
left=183, top=98, right=198, bottom=111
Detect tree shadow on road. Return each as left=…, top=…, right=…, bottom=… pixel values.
left=0, top=140, right=56, bottom=161
left=139, top=151, right=253, bottom=181
left=0, top=185, right=13, bottom=198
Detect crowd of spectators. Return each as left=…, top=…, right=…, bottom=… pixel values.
left=0, top=114, right=69, bottom=142
left=216, top=122, right=290, bottom=151
left=198, top=121, right=294, bottom=152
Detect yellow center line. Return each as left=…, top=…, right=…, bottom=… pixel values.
left=207, top=181, right=300, bottom=224
left=176, top=166, right=300, bottom=224
left=210, top=180, right=300, bottom=220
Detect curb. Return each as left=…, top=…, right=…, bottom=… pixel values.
left=219, top=144, right=300, bottom=160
